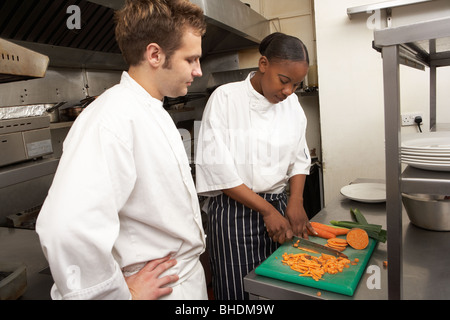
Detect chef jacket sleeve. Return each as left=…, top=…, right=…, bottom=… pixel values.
left=36, top=122, right=136, bottom=300
left=287, top=110, right=311, bottom=178
left=195, top=88, right=244, bottom=196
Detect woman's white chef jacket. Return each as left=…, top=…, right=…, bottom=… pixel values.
left=36, top=72, right=206, bottom=300
left=196, top=72, right=311, bottom=196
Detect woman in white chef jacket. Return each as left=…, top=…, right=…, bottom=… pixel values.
left=196, top=32, right=317, bottom=300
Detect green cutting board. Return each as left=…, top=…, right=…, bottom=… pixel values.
left=255, top=235, right=377, bottom=296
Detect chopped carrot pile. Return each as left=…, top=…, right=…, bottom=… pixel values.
left=282, top=252, right=353, bottom=281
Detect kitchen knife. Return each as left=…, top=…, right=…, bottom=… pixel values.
left=292, top=236, right=348, bottom=259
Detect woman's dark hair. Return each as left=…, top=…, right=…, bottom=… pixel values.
left=259, top=32, right=309, bottom=65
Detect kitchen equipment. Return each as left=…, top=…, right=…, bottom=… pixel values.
left=402, top=193, right=450, bottom=231
left=80, top=95, right=98, bottom=108
left=45, top=101, right=66, bottom=123
left=59, top=96, right=97, bottom=121
left=0, top=38, right=49, bottom=84
left=292, top=236, right=348, bottom=258
left=340, top=183, right=386, bottom=203
left=255, top=235, right=377, bottom=296
left=60, top=106, right=84, bottom=121
left=6, top=204, right=42, bottom=230
left=0, top=115, right=53, bottom=167
left=0, top=263, right=27, bottom=300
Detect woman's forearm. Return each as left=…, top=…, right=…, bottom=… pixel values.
left=288, top=174, right=306, bottom=203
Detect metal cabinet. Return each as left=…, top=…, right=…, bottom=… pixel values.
left=374, top=17, right=450, bottom=299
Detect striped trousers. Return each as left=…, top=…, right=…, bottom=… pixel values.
left=207, top=192, right=288, bottom=300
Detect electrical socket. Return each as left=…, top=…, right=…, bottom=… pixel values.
left=401, top=112, right=423, bottom=126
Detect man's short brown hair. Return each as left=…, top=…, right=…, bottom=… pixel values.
left=115, top=0, right=206, bottom=67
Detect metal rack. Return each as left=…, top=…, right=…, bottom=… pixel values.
left=374, top=17, right=450, bottom=299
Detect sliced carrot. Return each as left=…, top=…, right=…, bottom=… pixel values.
left=326, top=242, right=347, bottom=249
left=311, top=222, right=349, bottom=236
left=346, top=228, right=369, bottom=250
left=326, top=238, right=348, bottom=251
left=327, top=237, right=347, bottom=244
left=325, top=244, right=346, bottom=252
left=327, top=245, right=347, bottom=251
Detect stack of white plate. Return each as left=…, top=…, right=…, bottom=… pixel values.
left=401, top=132, right=450, bottom=172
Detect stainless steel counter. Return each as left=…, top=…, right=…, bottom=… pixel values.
left=244, top=182, right=450, bottom=300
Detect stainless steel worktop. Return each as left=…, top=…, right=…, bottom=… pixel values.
left=244, top=181, right=450, bottom=300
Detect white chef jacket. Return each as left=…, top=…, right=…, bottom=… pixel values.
left=196, top=72, right=310, bottom=197
left=36, top=72, right=206, bottom=300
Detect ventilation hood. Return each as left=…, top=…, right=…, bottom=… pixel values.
left=85, top=0, right=270, bottom=56
left=0, top=0, right=269, bottom=70
left=190, top=0, right=270, bottom=55
left=0, top=38, right=49, bottom=83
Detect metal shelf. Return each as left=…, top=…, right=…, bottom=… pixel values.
left=347, top=0, right=433, bottom=18
left=402, top=166, right=450, bottom=194
left=374, top=17, right=450, bottom=300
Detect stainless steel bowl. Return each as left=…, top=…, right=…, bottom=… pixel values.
left=402, top=193, right=450, bottom=231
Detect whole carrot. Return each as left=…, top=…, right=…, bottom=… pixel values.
left=311, top=222, right=349, bottom=236
left=310, top=227, right=335, bottom=239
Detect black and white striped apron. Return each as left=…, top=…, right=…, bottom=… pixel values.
left=207, top=192, right=288, bottom=300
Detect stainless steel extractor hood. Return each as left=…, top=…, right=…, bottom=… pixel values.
left=86, top=0, right=270, bottom=57
left=190, top=0, right=270, bottom=55
left=0, top=38, right=49, bottom=84
left=0, top=0, right=269, bottom=70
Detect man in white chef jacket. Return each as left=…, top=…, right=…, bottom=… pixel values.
left=36, top=0, right=208, bottom=300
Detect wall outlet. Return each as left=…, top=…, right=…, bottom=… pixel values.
left=401, top=112, right=423, bottom=126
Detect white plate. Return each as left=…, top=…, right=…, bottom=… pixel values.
left=340, top=183, right=386, bottom=203
left=401, top=154, right=450, bottom=161
left=402, top=147, right=450, bottom=154
left=402, top=132, right=450, bottom=151
left=401, top=149, right=450, bottom=157
left=403, top=162, right=450, bottom=172
left=401, top=156, right=450, bottom=164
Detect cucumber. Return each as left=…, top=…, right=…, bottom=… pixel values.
left=330, top=220, right=382, bottom=233
left=351, top=208, right=368, bottom=225
left=330, top=208, right=387, bottom=243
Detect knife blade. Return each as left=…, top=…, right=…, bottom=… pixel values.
left=292, top=236, right=348, bottom=259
